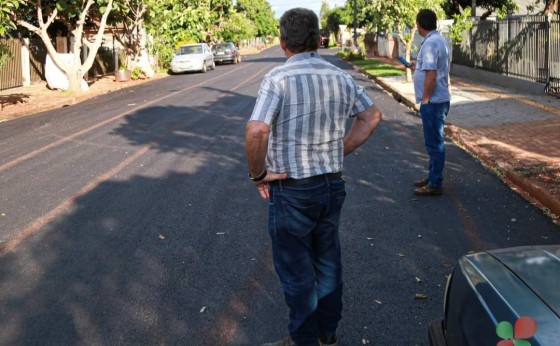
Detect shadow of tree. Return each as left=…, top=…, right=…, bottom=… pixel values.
left=0, top=93, right=29, bottom=110
left=453, top=15, right=559, bottom=83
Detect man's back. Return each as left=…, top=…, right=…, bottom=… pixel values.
left=251, top=52, right=373, bottom=178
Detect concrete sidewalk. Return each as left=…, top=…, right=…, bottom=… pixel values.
left=362, top=60, right=560, bottom=224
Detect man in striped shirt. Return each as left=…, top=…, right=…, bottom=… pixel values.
left=245, top=8, right=382, bottom=346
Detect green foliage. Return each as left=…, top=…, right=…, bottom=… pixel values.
left=495, top=2, right=519, bottom=19
left=450, top=7, right=474, bottom=44
left=0, top=44, right=11, bottom=69
left=220, top=12, right=257, bottom=44
left=235, top=0, right=278, bottom=37
left=131, top=66, right=146, bottom=79
left=346, top=50, right=364, bottom=61
left=444, top=0, right=522, bottom=18
left=344, top=0, right=376, bottom=29
left=365, top=0, right=446, bottom=34
left=0, top=0, right=20, bottom=36
left=325, top=7, right=350, bottom=40
left=320, top=1, right=330, bottom=29
left=336, top=50, right=365, bottom=61
left=145, top=0, right=213, bottom=67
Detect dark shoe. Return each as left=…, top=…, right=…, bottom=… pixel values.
left=414, top=178, right=429, bottom=187
left=262, top=336, right=297, bottom=346
left=319, top=335, right=338, bottom=346
left=414, top=185, right=443, bottom=196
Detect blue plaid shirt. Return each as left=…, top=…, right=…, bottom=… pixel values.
left=249, top=51, right=374, bottom=179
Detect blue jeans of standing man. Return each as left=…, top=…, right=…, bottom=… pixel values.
left=268, top=174, right=346, bottom=346
left=420, top=102, right=450, bottom=189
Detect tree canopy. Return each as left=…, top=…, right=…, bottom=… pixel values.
left=235, top=0, right=278, bottom=37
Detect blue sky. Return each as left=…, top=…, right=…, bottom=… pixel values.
left=268, top=0, right=347, bottom=19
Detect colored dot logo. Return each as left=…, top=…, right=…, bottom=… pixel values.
left=496, top=316, right=538, bottom=346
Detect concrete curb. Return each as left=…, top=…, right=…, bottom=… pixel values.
left=352, top=64, right=559, bottom=223
left=357, top=67, right=419, bottom=112
left=445, top=125, right=560, bottom=223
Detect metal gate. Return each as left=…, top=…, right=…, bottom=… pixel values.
left=0, top=38, right=23, bottom=90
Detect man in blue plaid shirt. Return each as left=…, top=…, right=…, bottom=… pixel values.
left=245, top=8, right=383, bottom=346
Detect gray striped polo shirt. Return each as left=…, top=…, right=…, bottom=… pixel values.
left=249, top=51, right=374, bottom=179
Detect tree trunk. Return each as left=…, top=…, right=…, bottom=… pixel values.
left=17, top=0, right=113, bottom=94
left=543, top=0, right=557, bottom=15
left=67, top=67, right=82, bottom=92
left=405, top=26, right=417, bottom=83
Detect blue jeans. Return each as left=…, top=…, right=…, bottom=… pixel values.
left=420, top=102, right=450, bottom=189
left=268, top=175, right=346, bottom=346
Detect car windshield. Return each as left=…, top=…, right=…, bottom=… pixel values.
left=214, top=44, right=232, bottom=50
left=177, top=45, right=202, bottom=55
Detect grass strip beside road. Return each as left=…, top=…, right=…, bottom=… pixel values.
left=352, top=59, right=406, bottom=77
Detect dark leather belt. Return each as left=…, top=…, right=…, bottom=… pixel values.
left=271, top=172, right=342, bottom=187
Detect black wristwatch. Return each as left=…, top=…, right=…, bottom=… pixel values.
left=249, top=170, right=267, bottom=182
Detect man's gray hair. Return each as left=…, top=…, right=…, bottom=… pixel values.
left=279, top=8, right=320, bottom=53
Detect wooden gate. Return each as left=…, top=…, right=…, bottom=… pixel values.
left=29, top=38, right=47, bottom=83
left=0, top=38, right=23, bottom=90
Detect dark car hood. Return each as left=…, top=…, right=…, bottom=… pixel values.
left=458, top=245, right=560, bottom=345
left=486, top=245, right=560, bottom=318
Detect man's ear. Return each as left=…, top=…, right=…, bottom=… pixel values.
left=280, top=36, right=286, bottom=50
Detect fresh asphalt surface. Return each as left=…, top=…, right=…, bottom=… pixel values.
left=0, top=47, right=559, bottom=345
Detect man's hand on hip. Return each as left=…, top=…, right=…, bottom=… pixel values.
left=254, top=172, right=288, bottom=199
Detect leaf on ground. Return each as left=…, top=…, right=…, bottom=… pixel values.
left=415, top=276, right=422, bottom=283
left=366, top=237, right=374, bottom=240
left=417, top=234, right=422, bottom=238
left=200, top=306, right=207, bottom=313
left=397, top=253, right=405, bottom=257
left=216, top=232, right=226, bottom=235
left=443, top=262, right=453, bottom=268
left=374, top=299, right=382, bottom=304
left=415, top=293, right=428, bottom=299
left=158, top=234, right=166, bottom=240
left=511, top=218, right=517, bottom=222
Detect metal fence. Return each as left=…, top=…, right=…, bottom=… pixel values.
left=0, top=38, right=23, bottom=90
left=453, top=14, right=560, bottom=84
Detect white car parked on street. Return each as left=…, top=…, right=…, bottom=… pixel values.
left=170, top=43, right=215, bottom=74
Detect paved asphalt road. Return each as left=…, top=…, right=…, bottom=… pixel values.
left=0, top=47, right=559, bottom=346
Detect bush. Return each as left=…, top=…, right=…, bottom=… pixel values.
left=131, top=67, right=146, bottom=80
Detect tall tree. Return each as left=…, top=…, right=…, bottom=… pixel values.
left=364, top=0, right=445, bottom=82
left=324, top=6, right=351, bottom=43
left=235, top=0, right=278, bottom=37
left=219, top=12, right=257, bottom=45
left=320, top=1, right=330, bottom=29
left=145, top=0, right=213, bottom=67
left=12, top=0, right=116, bottom=92
left=106, top=0, right=148, bottom=69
